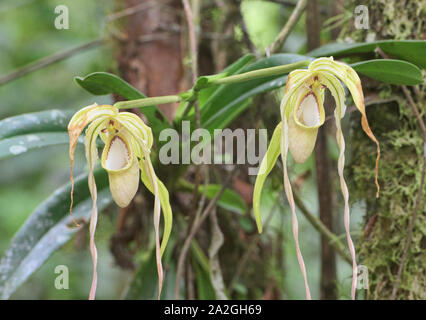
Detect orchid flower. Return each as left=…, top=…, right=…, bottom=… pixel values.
left=68, top=103, right=172, bottom=300
left=253, top=57, right=380, bottom=300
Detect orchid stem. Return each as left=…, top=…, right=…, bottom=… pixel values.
left=208, top=60, right=310, bottom=86
left=114, top=60, right=311, bottom=110
left=114, top=95, right=182, bottom=109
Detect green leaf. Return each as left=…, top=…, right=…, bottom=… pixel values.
left=124, top=238, right=177, bottom=300
left=197, top=54, right=255, bottom=107
left=199, top=184, right=248, bottom=215
left=193, top=258, right=216, bottom=300
left=378, top=41, right=426, bottom=69
left=0, top=109, right=73, bottom=140
left=221, top=54, right=257, bottom=77
left=351, top=59, right=423, bottom=85
left=308, top=40, right=426, bottom=69
left=0, top=170, right=111, bottom=299
left=191, top=240, right=210, bottom=273
left=0, top=132, right=71, bottom=160
left=185, top=54, right=311, bottom=133
left=123, top=249, right=159, bottom=300
left=253, top=122, right=282, bottom=233
left=75, top=72, right=144, bottom=99
left=74, top=72, right=171, bottom=139
left=0, top=110, right=77, bottom=160
left=178, top=179, right=248, bottom=215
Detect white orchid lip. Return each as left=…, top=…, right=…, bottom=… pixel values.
left=286, top=81, right=326, bottom=164
left=102, top=134, right=133, bottom=172
left=297, top=94, right=319, bottom=126
left=293, top=91, right=325, bottom=129
left=100, top=131, right=140, bottom=209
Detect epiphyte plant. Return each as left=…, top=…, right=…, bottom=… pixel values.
left=68, top=103, right=173, bottom=300
left=253, top=57, right=381, bottom=300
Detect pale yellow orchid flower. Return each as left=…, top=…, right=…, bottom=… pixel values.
left=254, top=57, right=380, bottom=300
left=68, top=103, right=172, bottom=300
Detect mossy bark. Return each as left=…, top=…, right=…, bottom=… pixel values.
left=343, top=0, right=425, bottom=299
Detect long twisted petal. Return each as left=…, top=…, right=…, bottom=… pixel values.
left=320, top=73, right=358, bottom=300
left=334, top=109, right=357, bottom=300
left=281, top=116, right=311, bottom=300
left=84, top=118, right=108, bottom=300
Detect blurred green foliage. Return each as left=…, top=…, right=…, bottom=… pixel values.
left=0, top=0, right=125, bottom=299
left=1, top=0, right=420, bottom=301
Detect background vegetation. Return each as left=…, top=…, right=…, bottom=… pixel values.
left=0, top=0, right=424, bottom=300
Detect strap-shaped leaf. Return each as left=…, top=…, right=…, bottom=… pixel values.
left=197, top=54, right=255, bottom=107
left=0, top=110, right=76, bottom=160
left=253, top=122, right=282, bottom=233
left=123, top=236, right=177, bottom=300
left=351, top=59, right=423, bottom=85
left=0, top=169, right=111, bottom=299
left=123, top=248, right=161, bottom=299
left=0, top=109, right=73, bottom=140
left=308, top=40, right=426, bottom=69
left=0, top=132, right=70, bottom=160
left=193, top=258, right=216, bottom=300
left=178, top=179, right=248, bottom=215
left=199, top=184, right=248, bottom=215
left=75, top=72, right=144, bottom=99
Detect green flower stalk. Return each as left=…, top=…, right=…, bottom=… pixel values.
left=254, top=57, right=380, bottom=300
left=68, top=103, right=172, bottom=300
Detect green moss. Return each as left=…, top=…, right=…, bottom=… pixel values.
left=347, top=95, right=425, bottom=299
left=341, top=0, right=426, bottom=42
left=340, top=0, right=425, bottom=299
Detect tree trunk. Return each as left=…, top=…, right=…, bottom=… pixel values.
left=114, top=0, right=186, bottom=122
